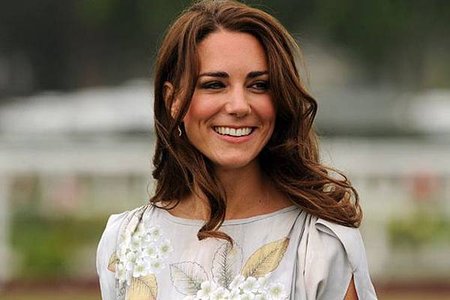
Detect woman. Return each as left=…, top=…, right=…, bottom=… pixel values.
left=97, top=1, right=377, bottom=299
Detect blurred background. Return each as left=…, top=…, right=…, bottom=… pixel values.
left=1, top=0, right=449, bottom=299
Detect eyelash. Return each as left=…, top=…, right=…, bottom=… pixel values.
left=199, top=80, right=270, bottom=91
left=200, top=81, right=225, bottom=89
left=250, top=81, right=269, bottom=91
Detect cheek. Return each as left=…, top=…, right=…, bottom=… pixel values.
left=183, top=96, right=216, bottom=127
left=257, top=98, right=276, bottom=122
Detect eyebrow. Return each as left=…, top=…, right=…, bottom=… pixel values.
left=198, top=70, right=268, bottom=79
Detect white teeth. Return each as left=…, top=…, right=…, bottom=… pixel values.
left=214, top=127, right=252, bottom=137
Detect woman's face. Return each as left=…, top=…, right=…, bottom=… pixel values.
left=182, top=30, right=275, bottom=171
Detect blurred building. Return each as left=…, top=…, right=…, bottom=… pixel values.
left=0, top=78, right=450, bottom=284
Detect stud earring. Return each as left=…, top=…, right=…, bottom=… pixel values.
left=177, top=126, right=182, bottom=137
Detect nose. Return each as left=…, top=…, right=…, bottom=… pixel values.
left=224, top=87, right=251, bottom=117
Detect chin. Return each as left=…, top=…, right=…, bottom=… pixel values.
left=212, top=157, right=258, bottom=171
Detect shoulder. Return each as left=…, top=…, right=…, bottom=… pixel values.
left=300, top=215, right=377, bottom=299
left=96, top=205, right=155, bottom=298
left=302, top=215, right=356, bottom=278
left=97, top=211, right=126, bottom=256
left=313, top=218, right=366, bottom=272
left=96, top=205, right=152, bottom=271
left=97, top=206, right=146, bottom=244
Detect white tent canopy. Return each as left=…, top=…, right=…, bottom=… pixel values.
left=1, top=80, right=450, bottom=136
left=0, top=79, right=154, bottom=135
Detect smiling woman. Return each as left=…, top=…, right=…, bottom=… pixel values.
left=97, top=1, right=377, bottom=299
left=183, top=30, right=275, bottom=171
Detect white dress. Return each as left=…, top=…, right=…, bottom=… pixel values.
left=97, top=204, right=377, bottom=299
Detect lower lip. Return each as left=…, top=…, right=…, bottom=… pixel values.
left=212, top=129, right=254, bottom=143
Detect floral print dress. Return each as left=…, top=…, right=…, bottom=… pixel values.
left=97, top=204, right=377, bottom=300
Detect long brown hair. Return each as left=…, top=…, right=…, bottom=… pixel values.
left=151, top=0, right=362, bottom=241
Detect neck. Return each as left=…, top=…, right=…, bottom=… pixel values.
left=214, top=161, right=291, bottom=219
left=216, top=162, right=267, bottom=214
left=172, top=162, right=292, bottom=220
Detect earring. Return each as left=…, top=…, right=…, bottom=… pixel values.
left=177, top=125, right=182, bottom=137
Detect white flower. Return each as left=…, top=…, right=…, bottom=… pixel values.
left=210, top=287, right=230, bottom=300
left=115, top=262, right=127, bottom=282
left=149, top=257, right=165, bottom=273
left=242, top=276, right=259, bottom=292
left=257, top=274, right=270, bottom=288
left=185, top=274, right=287, bottom=300
left=197, top=281, right=217, bottom=299
left=228, top=289, right=241, bottom=300
left=149, top=226, right=161, bottom=241
left=267, top=283, right=287, bottom=299
left=133, top=258, right=150, bottom=277
left=143, top=244, right=158, bottom=258
left=241, top=292, right=256, bottom=300
left=115, top=223, right=172, bottom=286
left=125, top=260, right=135, bottom=273
left=159, top=238, right=173, bottom=256
left=229, top=274, right=245, bottom=290
left=125, top=250, right=138, bottom=264
left=129, top=235, right=143, bottom=251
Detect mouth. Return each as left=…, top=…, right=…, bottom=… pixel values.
left=213, top=126, right=254, bottom=137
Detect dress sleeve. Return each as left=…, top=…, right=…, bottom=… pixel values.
left=301, top=217, right=378, bottom=300
left=96, top=211, right=129, bottom=300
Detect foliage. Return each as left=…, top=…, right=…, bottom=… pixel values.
left=1, top=0, right=449, bottom=97
left=388, top=211, right=450, bottom=249
left=10, top=209, right=107, bottom=279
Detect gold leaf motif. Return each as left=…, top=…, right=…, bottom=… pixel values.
left=126, top=274, right=158, bottom=300
left=241, top=237, right=289, bottom=277
left=107, top=252, right=118, bottom=272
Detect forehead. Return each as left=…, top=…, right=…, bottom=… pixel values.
left=197, top=30, right=268, bottom=72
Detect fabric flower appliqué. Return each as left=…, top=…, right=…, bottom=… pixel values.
left=115, top=221, right=173, bottom=285
left=184, top=274, right=288, bottom=300
left=170, top=238, right=290, bottom=300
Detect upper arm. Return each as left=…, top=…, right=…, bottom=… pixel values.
left=315, top=219, right=378, bottom=300
left=300, top=220, right=354, bottom=300
left=97, top=212, right=129, bottom=299
left=300, top=217, right=378, bottom=300
left=344, top=277, right=358, bottom=300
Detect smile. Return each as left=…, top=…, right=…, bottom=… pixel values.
left=213, top=126, right=253, bottom=137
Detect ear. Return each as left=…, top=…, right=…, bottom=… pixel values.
left=163, top=82, right=180, bottom=119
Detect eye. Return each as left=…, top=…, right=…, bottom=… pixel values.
left=200, top=81, right=225, bottom=90
left=249, top=80, right=269, bottom=92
